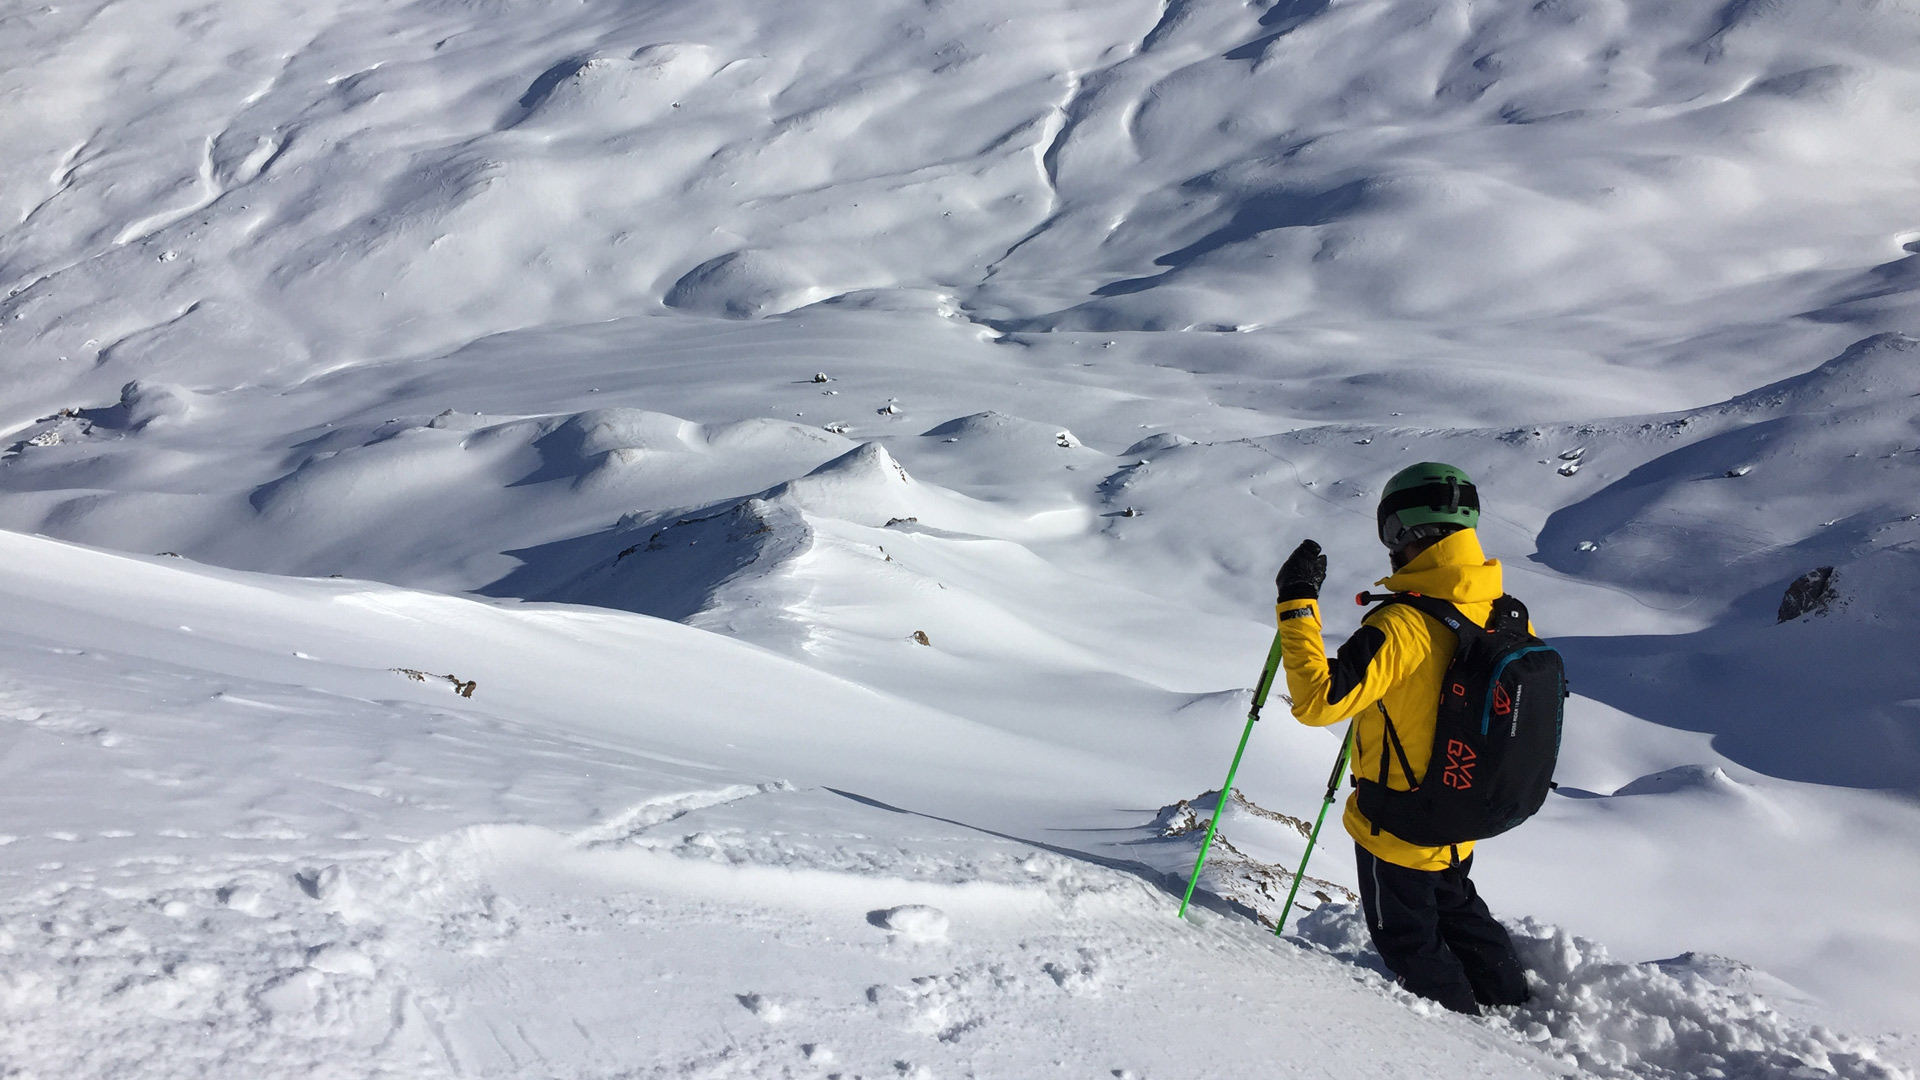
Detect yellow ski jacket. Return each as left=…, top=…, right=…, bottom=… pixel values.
left=1276, top=529, right=1509, bottom=871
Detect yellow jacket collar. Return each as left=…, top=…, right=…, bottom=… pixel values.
left=1375, top=529, right=1504, bottom=604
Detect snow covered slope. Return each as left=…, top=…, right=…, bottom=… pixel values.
left=7, top=0, right=1920, bottom=418
left=4, top=532, right=1912, bottom=1079
left=4, top=0, right=1920, bottom=1075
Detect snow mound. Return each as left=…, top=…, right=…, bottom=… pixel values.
left=506, top=409, right=849, bottom=495
left=1120, top=431, right=1198, bottom=458
left=769, top=442, right=921, bottom=522
left=248, top=424, right=485, bottom=527
left=1613, top=765, right=1743, bottom=799
left=1294, top=905, right=1913, bottom=1080
left=571, top=442, right=921, bottom=608
left=1726, top=333, right=1920, bottom=414
left=507, top=436, right=1098, bottom=649
left=910, top=412, right=1118, bottom=504
left=920, top=412, right=1110, bottom=461
left=1654, top=953, right=1826, bottom=1017
left=921, top=412, right=1076, bottom=443
left=80, top=381, right=199, bottom=432
left=515, top=44, right=724, bottom=132
left=766, top=439, right=1081, bottom=538
left=538, top=497, right=813, bottom=622
left=516, top=443, right=933, bottom=623
left=537, top=408, right=707, bottom=463
left=664, top=249, right=836, bottom=320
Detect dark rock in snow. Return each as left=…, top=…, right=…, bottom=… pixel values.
left=1777, top=567, right=1838, bottom=623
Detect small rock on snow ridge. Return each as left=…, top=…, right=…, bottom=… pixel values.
left=1153, top=789, right=1357, bottom=924
left=1778, top=566, right=1840, bottom=622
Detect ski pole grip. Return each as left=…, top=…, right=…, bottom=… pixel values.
left=1355, top=591, right=1395, bottom=606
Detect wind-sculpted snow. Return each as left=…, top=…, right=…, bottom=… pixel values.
left=6, top=0, right=1920, bottom=418
left=0, top=0, right=1161, bottom=411
left=6, top=0, right=1920, bottom=1072
left=493, top=439, right=1098, bottom=644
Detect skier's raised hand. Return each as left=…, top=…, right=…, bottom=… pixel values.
left=1276, top=539, right=1326, bottom=602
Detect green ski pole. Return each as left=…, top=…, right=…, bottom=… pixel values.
left=1177, top=629, right=1288, bottom=920
left=1274, top=724, right=1353, bottom=934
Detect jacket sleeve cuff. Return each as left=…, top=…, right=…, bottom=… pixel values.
left=1275, top=598, right=1318, bottom=624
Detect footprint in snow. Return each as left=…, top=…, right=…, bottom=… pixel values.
left=869, top=904, right=949, bottom=943
left=217, top=884, right=269, bottom=916
left=736, top=992, right=787, bottom=1022
left=1042, top=947, right=1107, bottom=996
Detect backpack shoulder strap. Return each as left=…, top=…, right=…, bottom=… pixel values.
left=1490, top=595, right=1530, bottom=634
left=1371, top=592, right=1535, bottom=637
left=1370, top=592, right=1476, bottom=639
left=1375, top=700, right=1419, bottom=792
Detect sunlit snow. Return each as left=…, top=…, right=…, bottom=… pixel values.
left=3, top=0, right=1919, bottom=1076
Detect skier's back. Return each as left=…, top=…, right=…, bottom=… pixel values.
left=1272, top=462, right=1531, bottom=1015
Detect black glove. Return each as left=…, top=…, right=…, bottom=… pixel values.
left=1276, top=539, right=1326, bottom=602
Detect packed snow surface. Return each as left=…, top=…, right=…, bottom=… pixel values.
left=3, top=0, right=1920, bottom=1076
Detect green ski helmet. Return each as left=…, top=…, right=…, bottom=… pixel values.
left=1376, top=462, right=1480, bottom=551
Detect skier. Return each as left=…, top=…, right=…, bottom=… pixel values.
left=1273, top=462, right=1530, bottom=1015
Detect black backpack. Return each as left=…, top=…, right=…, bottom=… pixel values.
left=1353, top=593, right=1566, bottom=848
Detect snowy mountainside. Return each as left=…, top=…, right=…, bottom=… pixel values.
left=4, top=0, right=1920, bottom=1075
left=6, top=0, right=1920, bottom=414
left=3, top=533, right=1913, bottom=1079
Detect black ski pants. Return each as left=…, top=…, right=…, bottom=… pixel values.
left=1354, top=843, right=1528, bottom=1016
